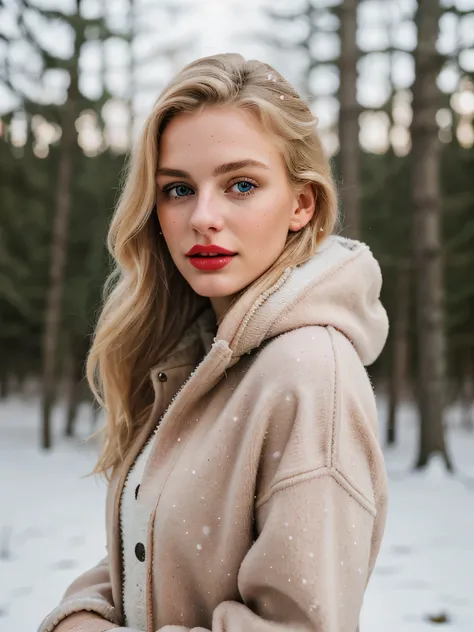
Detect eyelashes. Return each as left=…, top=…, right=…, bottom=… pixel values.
left=229, top=179, right=257, bottom=196
left=161, top=178, right=259, bottom=201
left=163, top=184, right=194, bottom=199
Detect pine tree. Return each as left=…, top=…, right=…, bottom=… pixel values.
left=411, top=0, right=452, bottom=470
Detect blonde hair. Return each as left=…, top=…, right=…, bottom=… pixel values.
left=87, top=53, right=339, bottom=478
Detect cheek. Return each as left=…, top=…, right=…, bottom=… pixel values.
left=158, top=208, right=185, bottom=246
left=240, top=190, right=293, bottom=237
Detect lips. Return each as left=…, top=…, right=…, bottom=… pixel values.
left=186, top=244, right=237, bottom=271
left=186, top=244, right=236, bottom=257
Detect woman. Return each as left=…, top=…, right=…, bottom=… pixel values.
left=39, top=53, right=388, bottom=632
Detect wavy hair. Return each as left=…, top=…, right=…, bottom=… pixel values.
left=87, top=53, right=339, bottom=478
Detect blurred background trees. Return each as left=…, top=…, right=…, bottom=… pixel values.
left=0, top=0, right=473, bottom=468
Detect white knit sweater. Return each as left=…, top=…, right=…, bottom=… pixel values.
left=121, top=433, right=156, bottom=631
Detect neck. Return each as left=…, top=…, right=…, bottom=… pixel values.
left=210, top=296, right=234, bottom=324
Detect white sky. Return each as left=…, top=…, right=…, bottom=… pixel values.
left=0, top=0, right=473, bottom=153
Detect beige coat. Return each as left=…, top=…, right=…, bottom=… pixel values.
left=39, top=236, right=389, bottom=632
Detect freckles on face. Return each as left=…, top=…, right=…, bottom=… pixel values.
left=155, top=105, right=299, bottom=308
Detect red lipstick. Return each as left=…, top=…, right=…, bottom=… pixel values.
left=186, top=244, right=237, bottom=271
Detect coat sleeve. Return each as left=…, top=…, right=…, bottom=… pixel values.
left=153, top=326, right=387, bottom=632
left=38, top=556, right=123, bottom=632
left=151, top=474, right=375, bottom=632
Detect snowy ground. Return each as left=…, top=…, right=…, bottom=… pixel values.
left=1, top=394, right=473, bottom=632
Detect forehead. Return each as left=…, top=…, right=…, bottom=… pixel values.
left=158, top=106, right=283, bottom=171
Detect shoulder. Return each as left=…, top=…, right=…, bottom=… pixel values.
left=246, top=326, right=375, bottom=425
left=248, top=326, right=383, bottom=508
left=251, top=324, right=374, bottom=424
left=253, top=325, right=364, bottom=389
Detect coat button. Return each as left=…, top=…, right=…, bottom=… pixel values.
left=158, top=372, right=167, bottom=382
left=135, top=542, right=146, bottom=562
left=134, top=484, right=140, bottom=500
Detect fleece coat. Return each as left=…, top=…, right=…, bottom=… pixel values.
left=38, top=236, right=389, bottom=632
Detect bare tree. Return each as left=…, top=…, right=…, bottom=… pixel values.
left=338, top=0, right=361, bottom=240
left=262, top=1, right=319, bottom=102
left=411, top=0, right=452, bottom=470
left=460, top=352, right=474, bottom=431
left=42, top=1, right=83, bottom=449
left=387, top=261, right=410, bottom=445
left=384, top=5, right=412, bottom=446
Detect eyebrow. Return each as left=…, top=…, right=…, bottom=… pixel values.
left=156, top=159, right=270, bottom=179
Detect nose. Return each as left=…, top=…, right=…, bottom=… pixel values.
left=189, top=188, right=224, bottom=235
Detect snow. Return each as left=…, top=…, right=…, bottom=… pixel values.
left=0, top=398, right=107, bottom=632
left=361, top=398, right=474, bottom=631
left=1, top=394, right=473, bottom=631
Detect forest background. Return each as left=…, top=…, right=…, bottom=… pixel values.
left=1, top=0, right=473, bottom=471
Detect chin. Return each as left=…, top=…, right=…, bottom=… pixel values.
left=187, top=274, right=246, bottom=299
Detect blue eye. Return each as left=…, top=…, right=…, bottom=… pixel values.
left=168, top=184, right=193, bottom=198
left=232, top=181, right=256, bottom=194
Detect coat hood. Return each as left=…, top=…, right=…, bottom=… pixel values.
left=216, top=236, right=389, bottom=366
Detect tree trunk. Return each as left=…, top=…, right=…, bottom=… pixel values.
left=411, top=0, right=453, bottom=471
left=461, top=350, right=473, bottom=431
left=64, top=338, right=81, bottom=438
left=387, top=261, right=410, bottom=445
left=41, top=3, right=82, bottom=450
left=0, top=373, right=8, bottom=399
left=41, top=117, right=75, bottom=449
left=127, top=0, right=135, bottom=147
left=91, top=401, right=101, bottom=430
left=339, top=0, right=361, bottom=240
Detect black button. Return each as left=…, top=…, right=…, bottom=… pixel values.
left=158, top=372, right=167, bottom=382
left=135, top=542, right=146, bottom=562
left=134, top=484, right=140, bottom=499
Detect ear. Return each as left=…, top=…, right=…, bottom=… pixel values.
left=288, top=183, right=317, bottom=232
